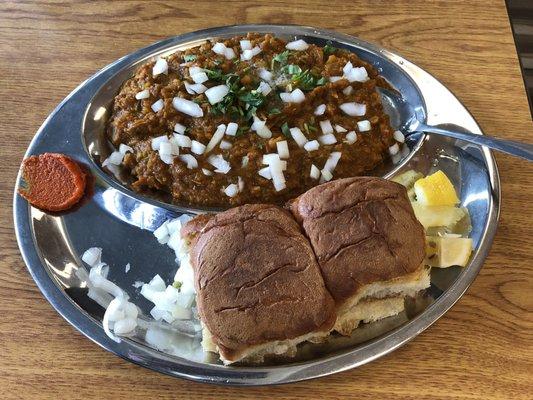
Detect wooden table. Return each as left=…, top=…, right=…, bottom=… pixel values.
left=1, top=1, right=531, bottom=399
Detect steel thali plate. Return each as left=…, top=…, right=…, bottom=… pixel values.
left=13, top=24, right=500, bottom=385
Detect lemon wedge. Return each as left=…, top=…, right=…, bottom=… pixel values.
left=413, top=170, right=459, bottom=206
left=411, top=203, right=466, bottom=229
left=425, top=236, right=473, bottom=268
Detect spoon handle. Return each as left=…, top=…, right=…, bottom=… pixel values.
left=419, top=124, right=533, bottom=161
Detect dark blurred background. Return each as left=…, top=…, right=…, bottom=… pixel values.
left=507, top=0, right=533, bottom=114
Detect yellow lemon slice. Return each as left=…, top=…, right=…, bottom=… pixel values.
left=413, top=170, right=459, bottom=206
left=425, top=236, right=473, bottom=268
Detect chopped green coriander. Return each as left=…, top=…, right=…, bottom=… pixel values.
left=172, top=281, right=182, bottom=290
left=308, top=124, right=318, bottom=132
left=281, top=122, right=291, bottom=138
left=183, top=54, right=197, bottom=62
left=236, top=125, right=250, bottom=136
left=268, top=107, right=281, bottom=115
left=323, top=43, right=338, bottom=57
left=281, top=64, right=302, bottom=75
left=271, top=50, right=290, bottom=69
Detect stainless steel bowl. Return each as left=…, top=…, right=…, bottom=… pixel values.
left=13, top=24, right=500, bottom=385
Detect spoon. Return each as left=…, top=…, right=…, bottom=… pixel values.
left=377, top=87, right=533, bottom=161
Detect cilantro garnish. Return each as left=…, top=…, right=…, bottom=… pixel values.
left=183, top=54, right=197, bottom=62
left=281, top=122, right=291, bottom=138
left=323, top=42, right=338, bottom=57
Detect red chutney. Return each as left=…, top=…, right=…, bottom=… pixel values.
left=19, top=153, right=86, bottom=212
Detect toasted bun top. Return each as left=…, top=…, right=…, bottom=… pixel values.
left=289, top=177, right=426, bottom=305
left=184, top=204, right=336, bottom=362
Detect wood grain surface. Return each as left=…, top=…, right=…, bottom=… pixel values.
left=0, top=1, right=531, bottom=399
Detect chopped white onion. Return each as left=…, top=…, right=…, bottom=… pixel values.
left=202, top=168, right=213, bottom=176
left=393, top=130, right=405, bottom=143
left=263, top=153, right=282, bottom=165
left=174, top=123, right=186, bottom=134
left=310, top=164, right=320, bottom=179
left=241, top=155, right=249, bottom=167
left=340, top=102, right=366, bottom=116
left=251, top=116, right=272, bottom=138
left=172, top=97, right=204, bottom=117
left=172, top=133, right=192, bottom=148
left=135, top=89, right=150, bottom=100
left=189, top=66, right=204, bottom=76
left=241, top=40, right=252, bottom=51
left=257, top=81, right=272, bottom=96
left=258, top=68, right=273, bottom=82
left=329, top=76, right=343, bottom=82
left=389, top=143, right=400, bottom=155
left=345, top=66, right=369, bottom=83
left=119, top=143, right=133, bottom=154
left=318, top=133, right=337, bottom=145
left=159, top=141, right=173, bottom=156
left=159, top=154, right=174, bottom=165
left=204, top=84, right=229, bottom=105
left=289, top=127, right=308, bottom=147
left=270, top=164, right=286, bottom=191
left=151, top=135, right=168, bottom=151
left=179, top=154, right=198, bottom=169
left=220, top=140, right=232, bottom=150
left=82, top=247, right=102, bottom=267
left=191, top=72, right=208, bottom=84
left=323, top=151, right=342, bottom=173
left=320, top=168, right=333, bottom=182
left=152, top=58, right=168, bottom=76
left=342, top=61, right=354, bottom=76
left=225, top=122, right=238, bottom=136
left=276, top=140, right=290, bottom=159
left=319, top=119, right=334, bottom=135
left=224, top=183, right=239, bottom=197
left=241, top=46, right=262, bottom=60
left=258, top=166, right=272, bottom=180
left=280, top=88, right=305, bottom=103
left=103, top=151, right=124, bottom=167
left=184, top=81, right=207, bottom=94
left=342, top=86, right=354, bottom=95
left=304, top=140, right=320, bottom=152
left=207, top=154, right=231, bottom=174
left=153, top=222, right=169, bottom=243
left=205, top=124, right=227, bottom=153
left=314, top=104, right=326, bottom=116
left=334, top=124, right=347, bottom=133
left=212, top=42, right=227, bottom=56
left=357, top=120, right=371, bottom=132
left=191, top=140, right=206, bottom=155
left=151, top=99, right=164, bottom=113
left=344, top=131, right=357, bottom=144
left=286, top=39, right=308, bottom=51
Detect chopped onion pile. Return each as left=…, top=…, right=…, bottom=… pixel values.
left=179, top=154, right=198, bottom=169
left=79, top=247, right=138, bottom=342
left=188, top=66, right=208, bottom=84
left=340, top=102, right=366, bottom=117
left=240, top=40, right=252, bottom=51
left=151, top=135, right=179, bottom=165
left=152, top=58, right=168, bottom=77
left=135, top=89, right=150, bottom=100
left=389, top=143, right=400, bottom=155
left=172, top=97, right=204, bottom=117
left=334, top=124, right=347, bottom=133
left=286, top=39, right=309, bottom=51
left=258, top=68, right=273, bottom=83
left=205, top=84, right=229, bottom=105
left=212, top=42, right=236, bottom=60
left=251, top=116, right=272, bottom=138
left=102, top=150, right=124, bottom=168
left=219, top=140, right=232, bottom=150
left=174, top=123, right=186, bottom=134
left=357, top=120, right=371, bottom=132
left=257, top=81, right=272, bottom=96
left=224, top=183, right=239, bottom=197
left=173, top=133, right=192, bottom=148
left=119, top=143, right=133, bottom=154
left=280, top=88, right=305, bottom=103
left=191, top=140, right=206, bottom=155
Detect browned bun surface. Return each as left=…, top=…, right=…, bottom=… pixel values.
left=184, top=204, right=336, bottom=362
left=289, top=177, right=426, bottom=306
